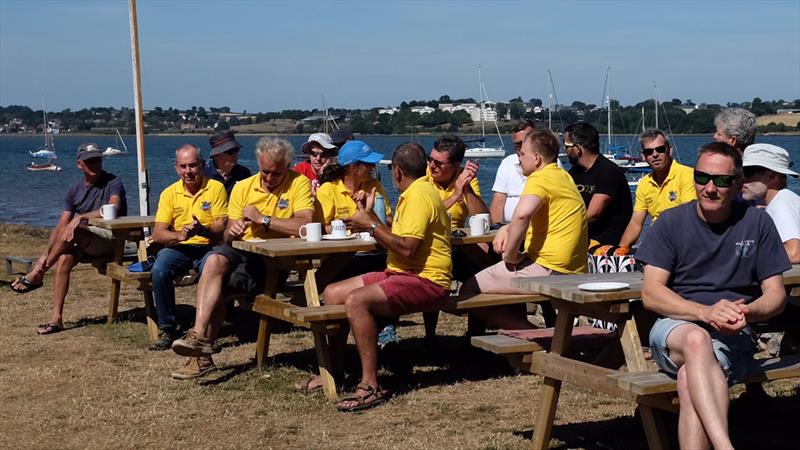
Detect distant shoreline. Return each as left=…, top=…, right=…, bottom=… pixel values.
left=4, top=131, right=800, bottom=137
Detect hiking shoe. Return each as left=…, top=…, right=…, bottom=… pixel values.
left=171, top=330, right=217, bottom=357
left=377, top=325, right=400, bottom=350
left=171, top=356, right=216, bottom=380
left=148, top=328, right=178, bottom=351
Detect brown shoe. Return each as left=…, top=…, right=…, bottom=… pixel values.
left=171, top=356, right=216, bottom=380
left=171, top=330, right=217, bottom=357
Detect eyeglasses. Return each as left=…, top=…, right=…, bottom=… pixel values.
left=427, top=156, right=451, bottom=168
left=563, top=142, right=576, bottom=149
left=694, top=170, right=735, bottom=188
left=743, top=166, right=768, bottom=178
left=310, top=151, right=331, bottom=159
left=642, top=145, right=668, bottom=157
left=223, top=148, right=239, bottom=156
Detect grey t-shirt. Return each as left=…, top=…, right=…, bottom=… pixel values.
left=63, top=171, right=128, bottom=217
left=636, top=200, right=789, bottom=306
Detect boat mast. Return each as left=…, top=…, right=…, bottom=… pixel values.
left=653, top=81, right=659, bottom=129
left=478, top=66, right=486, bottom=146
left=606, top=66, right=612, bottom=148
left=547, top=70, right=552, bottom=131
left=129, top=0, right=150, bottom=216
left=642, top=106, right=646, bottom=133
left=41, top=97, right=51, bottom=151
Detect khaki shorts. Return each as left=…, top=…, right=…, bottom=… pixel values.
left=472, top=258, right=555, bottom=294
left=78, top=226, right=115, bottom=257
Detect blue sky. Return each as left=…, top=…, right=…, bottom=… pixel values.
left=1, top=0, right=798, bottom=112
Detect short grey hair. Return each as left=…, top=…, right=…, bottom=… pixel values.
left=255, top=137, right=294, bottom=166
left=639, top=128, right=671, bottom=149
left=175, top=143, right=202, bottom=160
left=714, top=108, right=756, bottom=148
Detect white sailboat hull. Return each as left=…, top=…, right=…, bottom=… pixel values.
left=27, top=163, right=61, bottom=172
left=103, top=147, right=127, bottom=156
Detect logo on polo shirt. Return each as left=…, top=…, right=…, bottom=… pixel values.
left=277, top=198, right=289, bottom=209
left=668, top=191, right=677, bottom=202
left=201, top=201, right=211, bottom=211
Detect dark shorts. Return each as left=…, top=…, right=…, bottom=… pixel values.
left=203, top=243, right=267, bottom=295
left=361, top=270, right=449, bottom=315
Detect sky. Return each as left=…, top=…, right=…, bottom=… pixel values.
left=1, top=0, right=799, bottom=112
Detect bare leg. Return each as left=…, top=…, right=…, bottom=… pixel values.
left=322, top=276, right=365, bottom=305
left=676, top=366, right=712, bottom=450
left=48, top=253, right=78, bottom=326
left=192, top=254, right=229, bottom=339
left=14, top=225, right=91, bottom=288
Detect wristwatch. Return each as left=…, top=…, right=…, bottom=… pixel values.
left=261, top=215, right=271, bottom=231
left=369, top=223, right=378, bottom=236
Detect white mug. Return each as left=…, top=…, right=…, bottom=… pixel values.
left=299, top=222, right=322, bottom=242
left=469, top=215, right=489, bottom=236
left=476, top=213, right=491, bottom=226
left=101, top=204, right=117, bottom=220
left=331, top=219, right=347, bottom=238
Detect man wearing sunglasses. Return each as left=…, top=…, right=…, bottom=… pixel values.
left=619, top=129, right=695, bottom=248
left=206, top=130, right=252, bottom=196
left=293, top=132, right=337, bottom=195
left=636, top=142, right=789, bottom=449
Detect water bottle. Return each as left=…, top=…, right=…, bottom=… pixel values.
left=374, top=194, right=387, bottom=224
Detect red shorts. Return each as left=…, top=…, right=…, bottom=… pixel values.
left=361, top=270, right=449, bottom=315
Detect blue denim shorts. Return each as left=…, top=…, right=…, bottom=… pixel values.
left=649, top=317, right=756, bottom=384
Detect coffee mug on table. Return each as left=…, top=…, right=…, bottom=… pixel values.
left=475, top=213, right=491, bottom=225
left=299, top=222, right=322, bottom=242
left=468, top=215, right=489, bottom=236
left=101, top=204, right=117, bottom=220
left=331, top=219, right=347, bottom=238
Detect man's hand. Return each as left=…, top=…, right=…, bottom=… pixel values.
left=453, top=161, right=478, bottom=199
left=492, top=225, right=510, bottom=254
left=704, top=299, right=749, bottom=334
left=502, top=250, right=526, bottom=272
left=228, top=219, right=250, bottom=240
left=63, top=216, right=83, bottom=243
left=351, top=187, right=378, bottom=229
left=242, top=205, right=264, bottom=224
left=180, top=215, right=205, bottom=240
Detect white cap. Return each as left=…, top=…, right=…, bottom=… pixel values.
left=742, top=143, right=798, bottom=177
left=301, top=133, right=337, bottom=153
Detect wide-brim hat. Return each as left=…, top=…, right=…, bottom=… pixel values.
left=337, top=140, right=383, bottom=166
left=743, top=143, right=798, bottom=177
left=301, top=132, right=337, bottom=154
left=209, top=130, right=242, bottom=157
left=76, top=142, right=104, bottom=160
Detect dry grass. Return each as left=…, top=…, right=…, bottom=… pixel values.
left=1, top=222, right=798, bottom=449
left=756, top=114, right=800, bottom=127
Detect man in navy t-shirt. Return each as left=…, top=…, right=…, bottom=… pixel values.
left=11, top=143, right=127, bottom=336
left=636, top=142, right=789, bottom=450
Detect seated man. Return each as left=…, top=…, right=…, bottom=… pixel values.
left=205, top=129, right=252, bottom=195
left=461, top=129, right=588, bottom=329
left=11, top=143, right=127, bottom=335
left=565, top=122, right=632, bottom=245
left=323, top=142, right=452, bottom=411
left=637, top=142, right=789, bottom=449
left=292, top=132, right=337, bottom=195
left=619, top=128, right=696, bottom=248
left=170, top=137, right=313, bottom=379
left=149, top=144, right=228, bottom=350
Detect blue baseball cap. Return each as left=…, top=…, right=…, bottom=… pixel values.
left=337, top=140, right=383, bottom=166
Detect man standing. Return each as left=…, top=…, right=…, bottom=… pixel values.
left=713, top=108, right=756, bottom=154
left=564, top=122, right=632, bottom=245
left=206, top=130, right=251, bottom=195
left=425, top=134, right=488, bottom=228
left=619, top=129, right=696, bottom=248
left=638, top=142, right=789, bottom=449
left=741, top=143, right=799, bottom=263
left=461, top=129, right=588, bottom=329
left=170, top=137, right=313, bottom=379
left=292, top=132, right=337, bottom=195
left=148, top=144, right=228, bottom=350
left=11, top=143, right=127, bottom=335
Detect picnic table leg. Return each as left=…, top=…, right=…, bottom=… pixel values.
left=106, top=231, right=127, bottom=324
left=617, top=316, right=648, bottom=372
left=304, top=268, right=320, bottom=307
left=142, top=287, right=159, bottom=341
left=255, top=264, right=281, bottom=368
left=530, top=303, right=575, bottom=450
left=312, top=323, right=339, bottom=400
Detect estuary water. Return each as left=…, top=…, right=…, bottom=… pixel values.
left=1, top=134, right=798, bottom=227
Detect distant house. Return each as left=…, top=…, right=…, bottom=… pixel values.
left=378, top=107, right=399, bottom=115
left=180, top=122, right=196, bottom=131
left=777, top=108, right=800, bottom=115
left=410, top=106, right=435, bottom=115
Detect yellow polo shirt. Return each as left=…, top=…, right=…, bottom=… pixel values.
left=634, top=161, right=696, bottom=221
left=315, top=178, right=393, bottom=224
left=228, top=171, right=314, bottom=240
left=387, top=177, right=452, bottom=289
left=425, top=167, right=482, bottom=228
left=155, top=177, right=228, bottom=246
left=522, top=163, right=588, bottom=274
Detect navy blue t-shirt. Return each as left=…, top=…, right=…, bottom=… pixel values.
left=63, top=171, right=128, bottom=217
left=568, top=154, right=632, bottom=244
left=204, top=160, right=251, bottom=196
left=636, top=200, right=790, bottom=306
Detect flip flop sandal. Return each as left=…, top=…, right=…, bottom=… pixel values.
left=37, top=323, right=63, bottom=335
left=293, top=377, right=323, bottom=393
left=11, top=276, right=43, bottom=294
left=336, top=384, right=388, bottom=412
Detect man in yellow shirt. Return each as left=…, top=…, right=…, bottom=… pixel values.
left=322, top=142, right=451, bottom=412
left=461, top=129, right=588, bottom=329
left=619, top=129, right=696, bottom=248
left=171, top=137, right=314, bottom=379
left=425, top=135, right=488, bottom=228
left=150, top=144, right=228, bottom=350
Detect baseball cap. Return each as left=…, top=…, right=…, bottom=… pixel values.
left=301, top=132, right=337, bottom=154
left=330, top=129, right=354, bottom=147
left=209, top=130, right=242, bottom=156
left=742, top=143, right=798, bottom=177
left=337, top=140, right=384, bottom=166
left=76, top=143, right=104, bottom=160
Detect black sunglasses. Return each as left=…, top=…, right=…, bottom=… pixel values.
left=694, top=170, right=735, bottom=188
left=309, top=151, right=332, bottom=159
left=427, top=156, right=450, bottom=167
left=642, top=145, right=668, bottom=157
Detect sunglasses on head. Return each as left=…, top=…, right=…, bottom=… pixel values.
left=694, top=170, right=735, bottom=188
left=642, top=145, right=668, bottom=157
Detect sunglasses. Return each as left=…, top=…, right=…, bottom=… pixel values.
left=694, top=170, right=735, bottom=188
left=563, top=142, right=576, bottom=149
left=427, top=156, right=450, bottom=168
left=642, top=145, right=668, bottom=157
left=309, top=151, right=332, bottom=159
left=743, top=166, right=768, bottom=178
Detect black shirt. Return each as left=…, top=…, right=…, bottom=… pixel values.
left=568, top=154, right=632, bottom=244
left=204, top=161, right=252, bottom=196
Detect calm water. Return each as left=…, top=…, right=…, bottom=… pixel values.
left=1, top=134, right=798, bottom=227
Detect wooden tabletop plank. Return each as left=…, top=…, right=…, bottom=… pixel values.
left=89, top=215, right=156, bottom=230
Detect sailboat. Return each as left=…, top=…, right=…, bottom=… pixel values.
left=27, top=103, right=61, bottom=172
left=465, top=67, right=505, bottom=159
left=103, top=129, right=129, bottom=156
left=601, top=67, right=649, bottom=170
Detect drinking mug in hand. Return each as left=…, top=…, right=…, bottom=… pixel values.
left=299, top=222, right=322, bottom=242
left=331, top=220, right=347, bottom=238
left=101, top=204, right=117, bottom=220
left=469, top=215, right=489, bottom=236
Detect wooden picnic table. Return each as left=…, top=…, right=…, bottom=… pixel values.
left=512, top=265, right=800, bottom=450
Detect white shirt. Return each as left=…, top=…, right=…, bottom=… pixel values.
left=765, top=188, right=800, bottom=243
left=492, top=154, right=564, bottom=223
